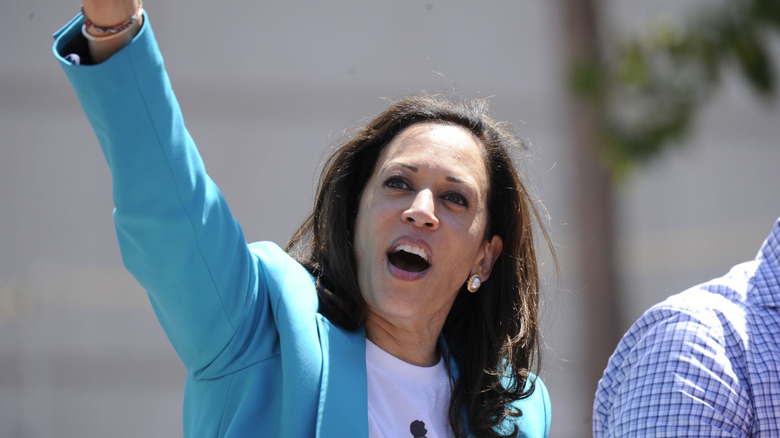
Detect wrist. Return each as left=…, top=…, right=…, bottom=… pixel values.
left=82, top=1, right=141, bottom=34
left=81, top=2, right=144, bottom=64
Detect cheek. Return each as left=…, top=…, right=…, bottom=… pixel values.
left=456, top=214, right=490, bottom=262
left=353, top=218, right=370, bottom=271
left=472, top=204, right=491, bottom=236
left=353, top=192, right=380, bottom=274
left=353, top=186, right=374, bottom=243
left=454, top=209, right=489, bottom=242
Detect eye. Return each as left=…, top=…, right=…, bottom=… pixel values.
left=442, top=192, right=469, bottom=207
left=383, top=177, right=410, bottom=190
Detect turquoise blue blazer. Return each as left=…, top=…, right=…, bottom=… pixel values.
left=53, top=13, right=551, bottom=437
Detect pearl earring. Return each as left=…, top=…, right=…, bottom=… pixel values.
left=466, top=274, right=482, bottom=293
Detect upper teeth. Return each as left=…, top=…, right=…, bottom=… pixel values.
left=395, top=244, right=429, bottom=262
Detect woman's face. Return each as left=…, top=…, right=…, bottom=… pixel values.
left=353, top=122, right=503, bottom=328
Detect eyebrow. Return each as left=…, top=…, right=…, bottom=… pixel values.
left=397, top=162, right=468, bottom=185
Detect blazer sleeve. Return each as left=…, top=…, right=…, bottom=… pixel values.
left=53, top=14, right=277, bottom=377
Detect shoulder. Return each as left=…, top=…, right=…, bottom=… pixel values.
left=603, top=281, right=751, bottom=386
left=594, top=279, right=754, bottom=436
left=248, top=241, right=297, bottom=268
left=497, top=373, right=551, bottom=438
left=249, top=241, right=311, bottom=278
left=616, top=274, right=752, bottom=362
left=248, top=241, right=318, bottom=311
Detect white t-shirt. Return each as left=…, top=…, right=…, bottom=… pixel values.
left=366, top=339, right=456, bottom=438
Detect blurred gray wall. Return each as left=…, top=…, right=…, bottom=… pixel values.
left=1, top=1, right=778, bottom=437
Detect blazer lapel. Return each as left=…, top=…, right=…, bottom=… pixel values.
left=315, top=315, right=368, bottom=437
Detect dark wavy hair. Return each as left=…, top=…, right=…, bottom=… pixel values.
left=286, top=94, right=554, bottom=437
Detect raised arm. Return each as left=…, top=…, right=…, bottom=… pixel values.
left=54, top=7, right=276, bottom=377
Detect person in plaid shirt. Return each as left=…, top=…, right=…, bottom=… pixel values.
left=594, top=218, right=780, bottom=437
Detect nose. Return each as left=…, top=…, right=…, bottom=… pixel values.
left=402, top=189, right=439, bottom=229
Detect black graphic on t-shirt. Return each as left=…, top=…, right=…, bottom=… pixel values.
left=410, top=420, right=427, bottom=438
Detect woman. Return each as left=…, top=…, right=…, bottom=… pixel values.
left=54, top=1, right=554, bottom=437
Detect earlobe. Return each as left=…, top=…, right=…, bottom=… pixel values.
left=475, top=235, right=503, bottom=282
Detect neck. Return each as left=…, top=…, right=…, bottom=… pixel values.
left=364, top=312, right=444, bottom=367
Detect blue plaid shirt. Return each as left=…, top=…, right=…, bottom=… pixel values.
left=594, top=219, right=780, bottom=437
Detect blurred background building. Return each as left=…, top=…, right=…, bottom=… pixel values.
left=1, top=1, right=778, bottom=437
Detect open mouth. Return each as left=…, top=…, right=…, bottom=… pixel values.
left=387, top=243, right=431, bottom=273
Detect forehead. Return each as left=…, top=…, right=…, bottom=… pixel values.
left=376, top=123, right=488, bottom=178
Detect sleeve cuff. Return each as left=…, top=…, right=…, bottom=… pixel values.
left=52, top=11, right=149, bottom=66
